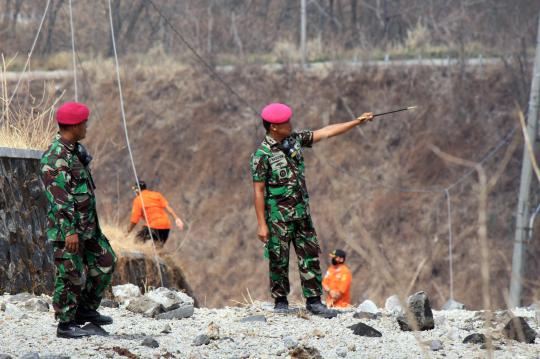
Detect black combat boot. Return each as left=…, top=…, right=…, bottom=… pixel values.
left=57, top=321, right=92, bottom=339
left=274, top=297, right=289, bottom=313
left=75, top=308, right=113, bottom=326
left=306, top=296, right=338, bottom=318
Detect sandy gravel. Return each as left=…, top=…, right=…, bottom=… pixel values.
left=0, top=294, right=539, bottom=359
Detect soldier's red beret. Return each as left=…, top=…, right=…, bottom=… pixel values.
left=261, top=103, right=292, bottom=124
left=56, top=102, right=90, bottom=125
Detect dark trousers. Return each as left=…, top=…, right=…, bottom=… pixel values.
left=136, top=227, right=170, bottom=245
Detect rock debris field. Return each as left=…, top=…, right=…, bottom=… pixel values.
left=0, top=286, right=539, bottom=359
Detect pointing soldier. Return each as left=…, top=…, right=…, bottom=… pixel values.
left=250, top=103, right=373, bottom=316
left=40, top=102, right=117, bottom=338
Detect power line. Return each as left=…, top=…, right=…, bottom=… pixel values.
left=144, top=0, right=260, bottom=117
left=8, top=0, right=51, bottom=104
left=107, top=0, right=163, bottom=287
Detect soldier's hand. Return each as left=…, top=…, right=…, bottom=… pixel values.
left=357, top=112, right=374, bottom=123
left=330, top=290, right=341, bottom=300
left=65, top=233, right=79, bottom=254
left=257, top=223, right=269, bottom=244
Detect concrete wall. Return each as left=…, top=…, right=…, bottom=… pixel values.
left=0, top=147, right=54, bottom=294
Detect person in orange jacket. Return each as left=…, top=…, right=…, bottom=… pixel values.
left=322, top=249, right=352, bottom=308
left=127, top=180, right=184, bottom=246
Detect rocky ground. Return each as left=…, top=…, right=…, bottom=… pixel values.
left=0, top=289, right=539, bottom=359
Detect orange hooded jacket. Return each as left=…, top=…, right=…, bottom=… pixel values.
left=130, top=190, right=171, bottom=230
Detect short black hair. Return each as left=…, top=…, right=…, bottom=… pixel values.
left=59, top=123, right=76, bottom=131
left=137, top=180, right=147, bottom=190
left=262, top=120, right=271, bottom=132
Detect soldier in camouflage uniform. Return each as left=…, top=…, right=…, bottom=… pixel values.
left=40, top=102, right=117, bottom=338
left=250, top=103, right=373, bottom=316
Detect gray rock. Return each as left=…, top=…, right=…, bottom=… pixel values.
left=384, top=295, right=403, bottom=315
left=353, top=312, right=380, bottom=320
left=0, top=354, right=13, bottom=359
left=155, top=304, right=194, bottom=319
left=348, top=322, right=382, bottom=337
left=126, top=296, right=164, bottom=318
left=463, top=333, right=486, bottom=344
left=40, top=356, right=71, bottom=359
left=397, top=291, right=434, bottom=331
left=19, top=353, right=39, bottom=359
left=0, top=301, right=5, bottom=311
left=112, top=284, right=141, bottom=304
left=430, top=340, right=443, bottom=351
left=480, top=344, right=502, bottom=350
left=442, top=298, right=465, bottom=310
left=192, top=334, right=211, bottom=346
left=147, top=287, right=194, bottom=311
left=100, top=299, right=119, bottom=308
left=5, top=303, right=27, bottom=319
left=239, top=315, right=267, bottom=323
left=141, top=337, right=159, bottom=348
left=357, top=300, right=378, bottom=314
left=503, top=317, right=537, bottom=343
left=7, top=293, right=34, bottom=303
left=336, top=347, right=348, bottom=357
left=283, top=336, right=299, bottom=349
left=22, top=298, right=49, bottom=312
left=161, top=324, right=172, bottom=333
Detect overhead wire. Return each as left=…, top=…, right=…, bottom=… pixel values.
left=8, top=0, right=51, bottom=104
left=68, top=0, right=78, bottom=101
left=106, top=0, right=163, bottom=287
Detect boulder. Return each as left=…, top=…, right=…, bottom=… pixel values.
left=146, top=287, right=194, bottom=311
left=112, top=283, right=141, bottom=304
left=155, top=304, right=194, bottom=320
left=502, top=317, right=537, bottom=343
left=125, top=296, right=164, bottom=317
left=22, top=298, right=49, bottom=312
left=397, top=291, right=434, bottom=331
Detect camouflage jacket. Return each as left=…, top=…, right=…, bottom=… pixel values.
left=250, top=130, right=313, bottom=223
left=40, top=134, right=98, bottom=242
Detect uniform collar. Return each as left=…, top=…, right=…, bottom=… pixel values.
left=56, top=133, right=77, bottom=152
left=264, top=134, right=279, bottom=148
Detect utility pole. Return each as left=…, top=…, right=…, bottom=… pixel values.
left=509, top=12, right=540, bottom=308
left=300, top=0, right=307, bottom=69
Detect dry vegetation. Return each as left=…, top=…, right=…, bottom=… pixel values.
left=0, top=57, right=59, bottom=150
left=40, top=56, right=535, bottom=310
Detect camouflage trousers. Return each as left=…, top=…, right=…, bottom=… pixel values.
left=267, top=217, right=322, bottom=299
left=52, top=232, right=117, bottom=323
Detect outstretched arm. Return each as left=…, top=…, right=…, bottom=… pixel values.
left=313, top=112, right=373, bottom=143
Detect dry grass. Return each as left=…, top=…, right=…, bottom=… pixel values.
left=100, top=222, right=157, bottom=256
left=0, top=55, right=60, bottom=150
